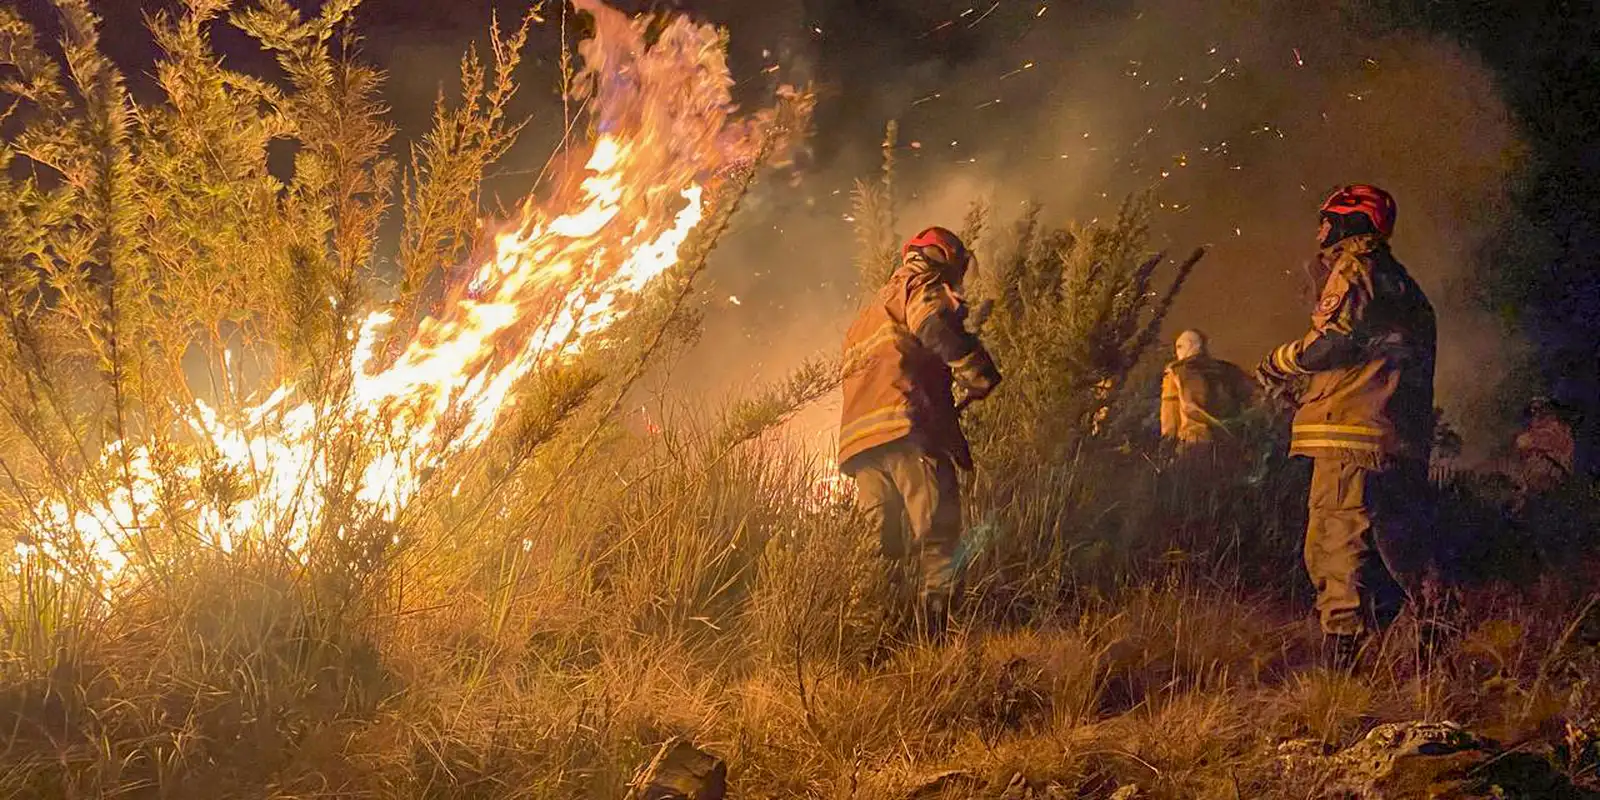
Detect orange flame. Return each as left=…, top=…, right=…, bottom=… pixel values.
left=22, top=1, right=783, bottom=589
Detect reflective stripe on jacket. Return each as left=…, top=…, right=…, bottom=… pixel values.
left=1266, top=235, right=1436, bottom=464
left=839, top=258, right=993, bottom=472
left=1160, top=355, right=1255, bottom=444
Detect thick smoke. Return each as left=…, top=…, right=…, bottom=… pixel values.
left=675, top=0, right=1527, bottom=457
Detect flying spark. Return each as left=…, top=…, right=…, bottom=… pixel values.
left=1000, top=62, right=1036, bottom=80
left=967, top=2, right=1000, bottom=27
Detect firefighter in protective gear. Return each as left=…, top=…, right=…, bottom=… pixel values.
left=1255, top=184, right=1438, bottom=670
left=839, top=227, right=1001, bottom=635
left=1160, top=329, right=1257, bottom=459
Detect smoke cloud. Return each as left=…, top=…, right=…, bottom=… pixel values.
left=671, top=0, right=1528, bottom=457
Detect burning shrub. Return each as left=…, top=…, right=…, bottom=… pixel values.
left=0, top=0, right=803, bottom=601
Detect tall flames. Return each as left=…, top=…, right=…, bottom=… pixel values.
left=18, top=1, right=784, bottom=590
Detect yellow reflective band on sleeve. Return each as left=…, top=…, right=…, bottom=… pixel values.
left=1271, top=344, right=1302, bottom=375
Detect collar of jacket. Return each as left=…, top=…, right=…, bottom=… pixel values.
left=901, top=251, right=940, bottom=277
left=1321, top=233, right=1386, bottom=262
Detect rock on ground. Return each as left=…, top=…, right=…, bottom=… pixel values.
left=627, top=738, right=727, bottom=800
left=1276, top=720, right=1600, bottom=799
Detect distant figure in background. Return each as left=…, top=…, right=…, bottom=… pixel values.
left=838, top=227, right=1002, bottom=639
left=1255, top=184, right=1439, bottom=672
left=1514, top=395, right=1575, bottom=501
left=1159, top=329, right=1257, bottom=463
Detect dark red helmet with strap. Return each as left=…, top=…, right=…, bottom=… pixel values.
left=1320, top=184, right=1397, bottom=239
left=904, top=226, right=970, bottom=269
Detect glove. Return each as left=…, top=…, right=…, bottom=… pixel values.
left=953, top=348, right=1001, bottom=403
left=963, top=377, right=996, bottom=404
left=1254, top=359, right=1291, bottom=390
left=955, top=385, right=988, bottom=415
left=1254, top=363, right=1301, bottom=410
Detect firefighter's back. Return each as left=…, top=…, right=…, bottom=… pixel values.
left=1292, top=238, right=1436, bottom=464
left=838, top=266, right=963, bottom=472
left=1175, top=356, right=1253, bottom=421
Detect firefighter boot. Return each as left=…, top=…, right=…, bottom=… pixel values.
left=1323, top=633, right=1363, bottom=673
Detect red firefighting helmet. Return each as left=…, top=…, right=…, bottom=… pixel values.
left=1320, top=184, right=1397, bottom=239
left=904, top=226, right=970, bottom=269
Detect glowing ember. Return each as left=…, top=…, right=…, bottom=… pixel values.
left=19, top=1, right=784, bottom=590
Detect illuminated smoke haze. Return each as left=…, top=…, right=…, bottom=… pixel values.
left=28, top=0, right=1527, bottom=456
left=671, top=0, right=1527, bottom=458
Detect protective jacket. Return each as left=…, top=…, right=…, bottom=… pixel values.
left=1161, top=355, right=1256, bottom=444
left=839, top=255, right=1000, bottom=473
left=1262, top=234, right=1436, bottom=465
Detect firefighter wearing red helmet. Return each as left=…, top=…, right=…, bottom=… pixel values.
left=1255, top=184, right=1439, bottom=670
left=838, top=226, right=1001, bottom=637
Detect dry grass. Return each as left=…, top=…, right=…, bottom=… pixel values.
left=3, top=444, right=1600, bottom=797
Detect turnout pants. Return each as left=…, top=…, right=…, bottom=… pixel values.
left=849, top=438, right=963, bottom=599
left=1305, top=458, right=1436, bottom=636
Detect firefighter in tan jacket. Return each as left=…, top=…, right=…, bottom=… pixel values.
left=1255, top=185, right=1438, bottom=670
left=1160, top=329, right=1257, bottom=460
left=839, top=227, right=1001, bottom=635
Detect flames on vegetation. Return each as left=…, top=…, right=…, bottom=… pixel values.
left=17, top=0, right=789, bottom=591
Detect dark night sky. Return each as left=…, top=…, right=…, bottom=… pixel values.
left=11, top=0, right=1600, bottom=459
